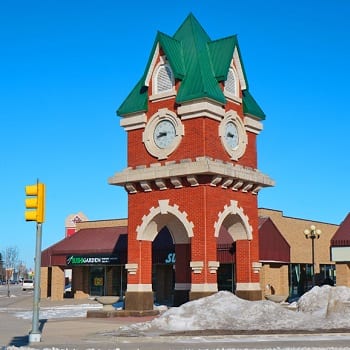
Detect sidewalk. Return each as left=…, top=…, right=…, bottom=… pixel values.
left=0, top=294, right=156, bottom=349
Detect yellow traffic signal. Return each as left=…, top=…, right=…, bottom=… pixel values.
left=25, top=183, right=45, bottom=223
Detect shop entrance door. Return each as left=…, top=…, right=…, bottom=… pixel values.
left=153, top=264, right=174, bottom=305
left=218, top=263, right=236, bottom=293
left=90, top=266, right=105, bottom=296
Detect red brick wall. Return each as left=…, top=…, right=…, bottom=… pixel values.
left=125, top=52, right=260, bottom=289
left=127, top=182, right=259, bottom=286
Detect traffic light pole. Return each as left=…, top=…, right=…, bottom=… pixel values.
left=29, top=222, right=42, bottom=343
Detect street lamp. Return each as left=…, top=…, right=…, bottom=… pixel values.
left=304, top=225, right=322, bottom=287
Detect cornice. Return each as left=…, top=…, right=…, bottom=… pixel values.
left=109, top=156, right=275, bottom=194
left=120, top=112, right=147, bottom=131
left=177, top=99, right=225, bottom=121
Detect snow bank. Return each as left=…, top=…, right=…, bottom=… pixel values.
left=120, top=286, right=350, bottom=335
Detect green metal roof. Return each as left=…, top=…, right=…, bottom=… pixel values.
left=117, top=14, right=265, bottom=120
left=243, top=90, right=265, bottom=120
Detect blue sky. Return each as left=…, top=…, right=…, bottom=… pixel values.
left=1, top=1, right=349, bottom=269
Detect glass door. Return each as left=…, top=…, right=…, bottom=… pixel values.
left=90, top=266, right=105, bottom=296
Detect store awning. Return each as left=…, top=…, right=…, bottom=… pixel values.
left=41, top=226, right=127, bottom=266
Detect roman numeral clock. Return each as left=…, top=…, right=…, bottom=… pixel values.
left=109, top=14, right=274, bottom=312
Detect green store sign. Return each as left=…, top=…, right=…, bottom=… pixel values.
left=66, top=255, right=119, bottom=266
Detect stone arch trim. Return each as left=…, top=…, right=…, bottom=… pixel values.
left=136, top=199, right=194, bottom=244
left=214, top=200, right=252, bottom=241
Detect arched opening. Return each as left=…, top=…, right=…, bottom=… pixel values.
left=215, top=200, right=253, bottom=295
left=152, top=227, right=175, bottom=305
left=137, top=200, right=193, bottom=306
left=217, top=226, right=236, bottom=293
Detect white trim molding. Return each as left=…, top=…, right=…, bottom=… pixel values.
left=120, top=112, right=147, bottom=131
left=252, top=261, right=262, bottom=273
left=244, top=115, right=263, bottom=135
left=109, top=156, right=275, bottom=195
left=127, top=284, right=153, bottom=292
left=208, top=261, right=220, bottom=274
left=177, top=99, right=225, bottom=121
left=214, top=200, right=253, bottom=241
left=136, top=199, right=194, bottom=243
left=125, top=263, right=138, bottom=275
left=235, top=282, right=261, bottom=291
left=191, top=283, right=218, bottom=292
left=190, top=261, right=204, bottom=274
left=145, top=43, right=160, bottom=87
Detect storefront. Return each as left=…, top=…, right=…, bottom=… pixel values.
left=41, top=219, right=128, bottom=301
left=41, top=209, right=341, bottom=303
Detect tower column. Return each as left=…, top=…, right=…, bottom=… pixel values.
left=124, top=230, right=154, bottom=311
left=235, top=240, right=262, bottom=300
left=189, top=201, right=220, bottom=301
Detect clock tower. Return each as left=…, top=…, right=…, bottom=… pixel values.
left=109, top=14, right=274, bottom=311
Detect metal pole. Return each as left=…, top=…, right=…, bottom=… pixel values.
left=311, top=236, right=315, bottom=287
left=29, top=222, right=42, bottom=343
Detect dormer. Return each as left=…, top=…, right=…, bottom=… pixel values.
left=149, top=54, right=176, bottom=101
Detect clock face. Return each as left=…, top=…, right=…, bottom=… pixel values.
left=224, top=122, right=239, bottom=149
left=153, top=120, right=176, bottom=149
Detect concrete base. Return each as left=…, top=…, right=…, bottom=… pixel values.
left=236, top=289, right=262, bottom=301
left=87, top=309, right=159, bottom=318
left=29, top=332, right=41, bottom=343
left=189, top=291, right=216, bottom=301
left=124, top=291, right=154, bottom=311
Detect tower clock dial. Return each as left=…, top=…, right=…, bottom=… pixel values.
left=219, top=111, right=247, bottom=160
left=154, top=120, right=176, bottom=149
left=143, top=109, right=184, bottom=160
left=224, top=121, right=239, bottom=149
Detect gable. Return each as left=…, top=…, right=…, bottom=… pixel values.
left=117, top=14, right=265, bottom=121
left=259, top=217, right=290, bottom=262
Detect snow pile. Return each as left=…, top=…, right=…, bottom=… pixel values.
left=297, top=285, right=350, bottom=317
left=119, top=286, right=350, bottom=335
left=150, top=291, right=303, bottom=331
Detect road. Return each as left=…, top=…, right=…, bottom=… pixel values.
left=1, top=284, right=350, bottom=349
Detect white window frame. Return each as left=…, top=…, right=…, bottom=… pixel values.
left=150, top=56, right=176, bottom=101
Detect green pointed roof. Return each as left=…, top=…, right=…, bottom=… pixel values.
left=117, top=14, right=265, bottom=120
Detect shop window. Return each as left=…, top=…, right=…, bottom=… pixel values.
left=289, top=263, right=313, bottom=300
left=320, top=264, right=336, bottom=286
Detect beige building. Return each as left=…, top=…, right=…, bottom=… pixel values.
left=259, top=208, right=339, bottom=300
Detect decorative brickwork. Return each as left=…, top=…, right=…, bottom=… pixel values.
left=110, top=15, right=274, bottom=309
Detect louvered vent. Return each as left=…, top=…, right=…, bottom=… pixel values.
left=156, top=65, right=174, bottom=93
left=225, top=68, right=237, bottom=96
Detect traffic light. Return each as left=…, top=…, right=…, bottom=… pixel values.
left=25, top=182, right=45, bottom=223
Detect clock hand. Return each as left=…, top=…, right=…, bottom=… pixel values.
left=157, top=132, right=167, bottom=138
left=227, top=132, right=234, bottom=138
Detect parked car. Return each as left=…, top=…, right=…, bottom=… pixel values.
left=22, top=279, right=34, bottom=291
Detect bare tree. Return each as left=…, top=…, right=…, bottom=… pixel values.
left=0, top=252, right=4, bottom=281
left=3, top=247, right=19, bottom=296
left=16, top=260, right=28, bottom=280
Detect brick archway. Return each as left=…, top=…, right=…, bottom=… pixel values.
left=136, top=199, right=193, bottom=244
left=214, top=200, right=253, bottom=241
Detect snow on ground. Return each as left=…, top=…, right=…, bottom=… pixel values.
left=5, top=285, right=350, bottom=332
left=13, top=303, right=102, bottom=320
left=3, top=286, right=350, bottom=350
left=118, top=285, right=350, bottom=335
